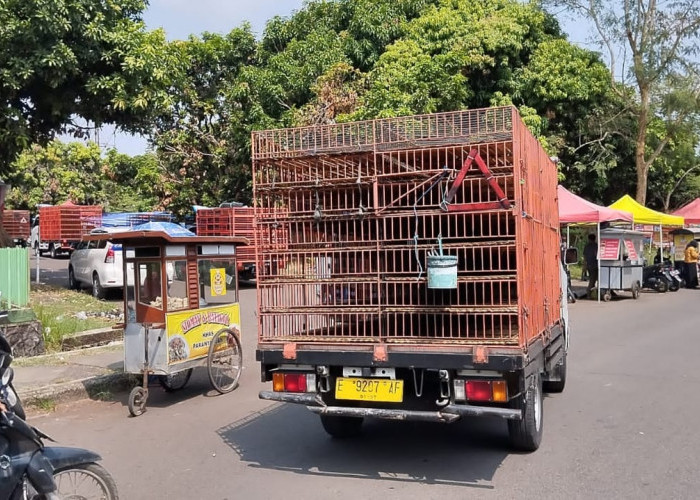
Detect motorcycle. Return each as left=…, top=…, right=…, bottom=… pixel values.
left=661, top=261, right=683, bottom=292
left=642, top=263, right=669, bottom=293
left=0, top=300, right=119, bottom=500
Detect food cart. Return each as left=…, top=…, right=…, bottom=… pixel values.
left=88, top=228, right=248, bottom=416
left=598, top=228, right=645, bottom=301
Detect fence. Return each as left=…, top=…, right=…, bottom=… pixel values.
left=0, top=247, right=30, bottom=308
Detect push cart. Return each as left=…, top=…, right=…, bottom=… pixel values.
left=87, top=228, right=248, bottom=416
left=597, top=228, right=644, bottom=301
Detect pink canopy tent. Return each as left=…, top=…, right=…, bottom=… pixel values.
left=558, top=185, right=633, bottom=224
left=672, top=198, right=700, bottom=224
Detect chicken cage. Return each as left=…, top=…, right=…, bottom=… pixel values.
left=251, top=106, right=561, bottom=348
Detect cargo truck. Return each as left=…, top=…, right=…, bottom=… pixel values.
left=252, top=106, right=574, bottom=451
left=1, top=210, right=30, bottom=247
left=30, top=204, right=102, bottom=258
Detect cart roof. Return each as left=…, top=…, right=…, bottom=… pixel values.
left=83, top=230, right=249, bottom=247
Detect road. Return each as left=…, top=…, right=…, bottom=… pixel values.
left=30, top=252, right=70, bottom=288
left=27, top=286, right=700, bottom=499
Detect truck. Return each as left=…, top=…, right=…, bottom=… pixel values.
left=251, top=106, right=574, bottom=451
left=196, top=205, right=287, bottom=280
left=30, top=203, right=102, bottom=258
left=1, top=210, right=30, bottom=247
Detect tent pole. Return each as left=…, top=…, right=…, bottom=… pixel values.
left=597, top=222, right=601, bottom=302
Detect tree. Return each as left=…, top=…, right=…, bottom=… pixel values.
left=547, top=0, right=700, bottom=204
left=5, top=141, right=164, bottom=212
left=151, top=28, right=259, bottom=216
left=0, top=0, right=176, bottom=177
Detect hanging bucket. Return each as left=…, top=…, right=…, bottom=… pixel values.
left=427, top=255, right=458, bottom=289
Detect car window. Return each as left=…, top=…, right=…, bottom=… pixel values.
left=87, top=241, right=97, bottom=250
left=75, top=241, right=87, bottom=250
left=97, top=240, right=107, bottom=249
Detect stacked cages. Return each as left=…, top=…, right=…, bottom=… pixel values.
left=252, top=106, right=561, bottom=348
left=196, top=207, right=288, bottom=270
left=2, top=210, right=30, bottom=241
left=39, top=205, right=102, bottom=240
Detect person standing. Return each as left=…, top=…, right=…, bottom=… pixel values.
left=684, top=240, right=699, bottom=289
left=584, top=233, right=598, bottom=297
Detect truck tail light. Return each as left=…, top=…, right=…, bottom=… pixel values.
left=466, top=380, right=492, bottom=402
left=105, top=246, right=115, bottom=264
left=454, top=379, right=509, bottom=403
left=272, top=372, right=316, bottom=393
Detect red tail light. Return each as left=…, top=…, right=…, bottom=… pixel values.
left=105, top=246, right=115, bottom=264
left=284, top=373, right=307, bottom=392
left=466, top=380, right=493, bottom=402
left=272, top=372, right=315, bottom=393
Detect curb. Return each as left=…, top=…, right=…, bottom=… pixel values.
left=20, top=371, right=138, bottom=409
left=61, top=327, right=124, bottom=351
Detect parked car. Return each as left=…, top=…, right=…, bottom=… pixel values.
left=68, top=228, right=123, bottom=299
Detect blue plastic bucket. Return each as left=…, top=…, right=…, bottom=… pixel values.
left=427, top=255, right=458, bottom=289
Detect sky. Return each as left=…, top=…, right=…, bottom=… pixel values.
left=97, top=0, right=591, bottom=155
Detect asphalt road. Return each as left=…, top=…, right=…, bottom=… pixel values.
left=27, top=286, right=700, bottom=499
left=30, top=252, right=70, bottom=288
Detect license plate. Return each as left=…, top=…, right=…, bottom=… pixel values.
left=335, top=377, right=404, bottom=402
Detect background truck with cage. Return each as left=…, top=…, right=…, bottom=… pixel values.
left=1, top=210, right=30, bottom=246
left=30, top=204, right=103, bottom=258
left=252, top=106, right=571, bottom=451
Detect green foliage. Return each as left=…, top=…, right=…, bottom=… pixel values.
left=5, top=140, right=162, bottom=211
left=0, top=0, right=174, bottom=176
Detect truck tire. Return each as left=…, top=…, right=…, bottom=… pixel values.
left=543, top=353, right=567, bottom=393
left=49, top=244, right=57, bottom=259
left=320, top=415, right=363, bottom=439
left=508, top=373, right=543, bottom=452
left=34, top=242, right=42, bottom=257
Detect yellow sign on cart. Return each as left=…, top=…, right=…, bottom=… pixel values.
left=165, top=304, right=240, bottom=365
left=210, top=268, right=227, bottom=296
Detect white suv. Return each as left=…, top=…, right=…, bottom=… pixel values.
left=68, top=228, right=123, bottom=299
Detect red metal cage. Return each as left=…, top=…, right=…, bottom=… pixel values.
left=252, top=106, right=561, bottom=348
left=1, top=210, right=30, bottom=240
left=39, top=205, right=102, bottom=241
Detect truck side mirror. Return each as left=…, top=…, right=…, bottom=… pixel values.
left=564, top=248, right=578, bottom=265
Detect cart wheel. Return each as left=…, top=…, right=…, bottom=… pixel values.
left=632, top=281, right=641, bottom=299
left=207, top=328, right=243, bottom=394
left=128, top=386, right=148, bottom=417
left=602, top=291, right=612, bottom=302
left=158, top=369, right=193, bottom=392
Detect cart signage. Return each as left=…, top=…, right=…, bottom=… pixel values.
left=599, top=238, right=620, bottom=260
left=165, top=304, right=241, bottom=364
left=210, top=268, right=227, bottom=296
left=623, top=240, right=639, bottom=260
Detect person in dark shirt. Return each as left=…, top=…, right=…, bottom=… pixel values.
left=583, top=233, right=598, bottom=296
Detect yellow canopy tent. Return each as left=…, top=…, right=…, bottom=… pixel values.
left=609, top=195, right=684, bottom=226
left=609, top=195, right=684, bottom=260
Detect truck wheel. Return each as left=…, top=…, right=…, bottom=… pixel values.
left=320, top=415, right=364, bottom=439
left=508, top=373, right=543, bottom=452
left=543, top=353, right=567, bottom=393
left=34, top=242, right=42, bottom=257
left=92, top=273, right=106, bottom=300
left=49, top=244, right=57, bottom=259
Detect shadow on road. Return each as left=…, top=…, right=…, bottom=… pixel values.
left=216, top=403, right=510, bottom=489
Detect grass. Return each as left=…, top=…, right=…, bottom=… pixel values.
left=30, top=285, right=121, bottom=351
left=32, top=397, right=57, bottom=412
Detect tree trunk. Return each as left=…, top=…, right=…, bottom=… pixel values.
left=635, top=88, right=650, bottom=205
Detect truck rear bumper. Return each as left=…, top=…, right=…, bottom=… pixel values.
left=259, top=391, right=522, bottom=422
